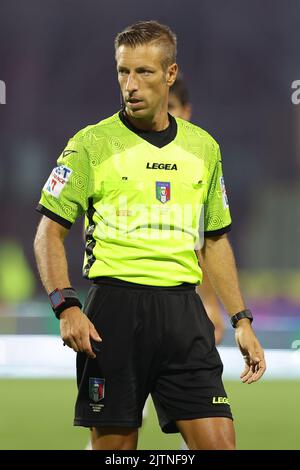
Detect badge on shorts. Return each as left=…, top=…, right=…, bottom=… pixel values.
left=156, top=181, right=170, bottom=203
left=89, top=377, right=105, bottom=402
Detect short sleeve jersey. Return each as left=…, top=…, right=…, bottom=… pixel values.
left=37, top=112, right=231, bottom=286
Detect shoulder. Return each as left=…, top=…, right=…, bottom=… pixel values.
left=60, top=113, right=124, bottom=167
left=176, top=117, right=219, bottom=152
left=70, top=112, right=121, bottom=147
left=175, top=118, right=220, bottom=170
left=60, top=112, right=135, bottom=169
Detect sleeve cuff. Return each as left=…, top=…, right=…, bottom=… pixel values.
left=36, top=204, right=73, bottom=229
left=204, top=223, right=232, bottom=238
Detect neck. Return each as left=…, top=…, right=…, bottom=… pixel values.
left=124, top=109, right=169, bottom=132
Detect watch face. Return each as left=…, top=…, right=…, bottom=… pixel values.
left=49, top=289, right=64, bottom=308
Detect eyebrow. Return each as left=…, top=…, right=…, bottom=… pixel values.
left=117, top=65, right=155, bottom=72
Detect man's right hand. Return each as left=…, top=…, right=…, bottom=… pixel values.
left=60, top=307, right=102, bottom=359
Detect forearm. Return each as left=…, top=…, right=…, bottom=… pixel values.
left=200, top=234, right=245, bottom=315
left=197, top=270, right=221, bottom=317
left=196, top=270, right=224, bottom=344
left=34, top=217, right=71, bottom=293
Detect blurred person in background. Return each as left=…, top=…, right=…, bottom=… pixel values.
left=34, top=20, right=266, bottom=450
left=0, top=239, right=35, bottom=308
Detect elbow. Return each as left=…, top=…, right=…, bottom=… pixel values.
left=33, top=217, right=50, bottom=257
left=34, top=216, right=67, bottom=258
left=33, top=223, right=45, bottom=259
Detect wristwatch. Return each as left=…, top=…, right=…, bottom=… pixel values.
left=49, top=287, right=82, bottom=319
left=230, top=309, right=253, bottom=328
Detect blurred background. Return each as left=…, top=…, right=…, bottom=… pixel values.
left=0, top=0, right=300, bottom=450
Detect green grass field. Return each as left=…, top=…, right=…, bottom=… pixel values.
left=0, top=379, right=299, bottom=449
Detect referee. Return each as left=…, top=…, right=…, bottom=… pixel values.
left=34, top=20, right=266, bottom=450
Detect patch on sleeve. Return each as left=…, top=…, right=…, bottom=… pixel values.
left=44, top=165, right=73, bottom=198
left=220, top=176, right=229, bottom=209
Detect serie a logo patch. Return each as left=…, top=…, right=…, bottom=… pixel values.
left=156, top=181, right=170, bottom=203
left=44, top=165, right=72, bottom=198
left=220, top=176, right=229, bottom=209
left=89, top=377, right=105, bottom=403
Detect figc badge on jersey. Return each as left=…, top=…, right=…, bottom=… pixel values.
left=156, top=181, right=170, bottom=204
left=89, top=377, right=105, bottom=402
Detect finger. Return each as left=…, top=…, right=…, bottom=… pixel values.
left=248, top=359, right=266, bottom=383
left=70, top=331, right=85, bottom=353
left=241, top=363, right=255, bottom=383
left=242, top=351, right=259, bottom=380
left=245, top=353, right=265, bottom=382
left=64, top=337, right=79, bottom=353
left=246, top=360, right=263, bottom=384
left=81, top=331, right=96, bottom=359
left=247, top=370, right=260, bottom=383
left=240, top=363, right=250, bottom=378
left=244, top=372, right=257, bottom=383
left=242, top=371, right=254, bottom=383
left=240, top=355, right=251, bottom=378
left=89, top=322, right=102, bottom=342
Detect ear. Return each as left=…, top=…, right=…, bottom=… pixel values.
left=166, top=63, right=178, bottom=87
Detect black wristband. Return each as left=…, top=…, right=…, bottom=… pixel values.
left=48, top=287, right=82, bottom=319
left=53, top=297, right=82, bottom=319
left=230, top=309, right=253, bottom=328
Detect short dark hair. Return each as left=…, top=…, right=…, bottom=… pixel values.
left=115, top=20, right=177, bottom=69
left=169, top=76, right=190, bottom=106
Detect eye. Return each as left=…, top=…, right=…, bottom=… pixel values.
left=137, top=69, right=153, bottom=76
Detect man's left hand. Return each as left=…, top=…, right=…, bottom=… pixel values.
left=235, top=319, right=266, bottom=384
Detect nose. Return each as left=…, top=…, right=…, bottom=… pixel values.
left=125, top=73, right=138, bottom=94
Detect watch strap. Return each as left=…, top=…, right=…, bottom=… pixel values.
left=54, top=297, right=82, bottom=319
left=230, top=309, right=253, bottom=328
left=49, top=287, right=82, bottom=319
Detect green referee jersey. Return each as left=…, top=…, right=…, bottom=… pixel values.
left=37, top=112, right=231, bottom=286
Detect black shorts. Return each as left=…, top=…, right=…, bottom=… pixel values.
left=74, top=277, right=232, bottom=433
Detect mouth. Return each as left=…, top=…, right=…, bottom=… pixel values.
left=126, top=98, right=144, bottom=111
left=127, top=98, right=142, bottom=104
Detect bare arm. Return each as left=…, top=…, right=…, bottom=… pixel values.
left=34, top=216, right=71, bottom=292
left=196, top=262, right=224, bottom=344
left=199, top=234, right=245, bottom=314
left=198, top=234, right=266, bottom=383
left=34, top=216, right=101, bottom=358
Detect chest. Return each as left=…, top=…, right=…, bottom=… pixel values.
left=93, top=142, right=207, bottom=207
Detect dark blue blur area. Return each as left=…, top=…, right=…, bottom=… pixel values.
left=0, top=0, right=300, bottom=295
